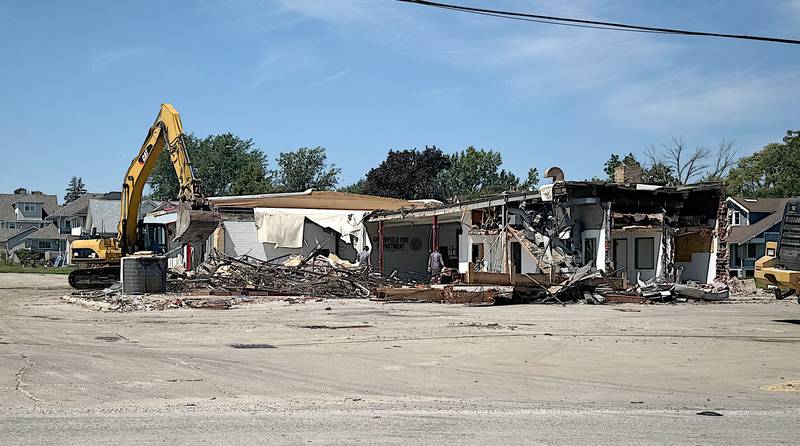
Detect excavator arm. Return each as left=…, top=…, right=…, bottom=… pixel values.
left=119, top=103, right=217, bottom=254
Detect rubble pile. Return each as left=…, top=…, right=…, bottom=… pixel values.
left=168, top=250, right=417, bottom=298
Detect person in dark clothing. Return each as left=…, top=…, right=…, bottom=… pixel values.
left=428, top=249, right=445, bottom=282
left=358, top=246, right=371, bottom=268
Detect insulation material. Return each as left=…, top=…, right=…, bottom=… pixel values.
left=674, top=231, right=712, bottom=263
left=254, top=208, right=371, bottom=251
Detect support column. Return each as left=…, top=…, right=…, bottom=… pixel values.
left=432, top=215, right=439, bottom=250
left=378, top=221, right=385, bottom=274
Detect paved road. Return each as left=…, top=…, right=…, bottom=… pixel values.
left=1, top=273, right=799, bottom=445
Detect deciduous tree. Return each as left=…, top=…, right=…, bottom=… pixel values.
left=363, top=146, right=451, bottom=201
left=726, top=130, right=800, bottom=197
left=271, top=147, right=339, bottom=192
left=440, top=147, right=519, bottom=199
left=148, top=133, right=272, bottom=199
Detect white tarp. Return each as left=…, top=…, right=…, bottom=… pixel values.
left=254, top=208, right=371, bottom=251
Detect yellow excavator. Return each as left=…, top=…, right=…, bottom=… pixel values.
left=754, top=199, right=800, bottom=304
left=68, top=104, right=218, bottom=289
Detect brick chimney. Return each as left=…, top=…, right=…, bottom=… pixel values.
left=614, top=164, right=642, bottom=183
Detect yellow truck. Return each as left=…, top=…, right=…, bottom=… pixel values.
left=754, top=199, right=800, bottom=303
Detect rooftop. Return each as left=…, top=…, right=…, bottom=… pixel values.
left=0, top=193, right=58, bottom=222
left=48, top=192, right=121, bottom=219
left=209, top=189, right=433, bottom=212
left=728, top=196, right=792, bottom=214
left=22, top=223, right=73, bottom=241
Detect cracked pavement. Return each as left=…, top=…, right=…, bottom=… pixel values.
left=0, top=273, right=799, bottom=445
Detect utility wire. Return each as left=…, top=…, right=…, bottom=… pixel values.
left=397, top=0, right=800, bottom=45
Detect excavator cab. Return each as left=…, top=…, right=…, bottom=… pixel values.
left=136, top=221, right=169, bottom=254
left=754, top=199, right=800, bottom=303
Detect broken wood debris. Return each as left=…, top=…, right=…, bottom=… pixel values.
left=168, top=249, right=418, bottom=299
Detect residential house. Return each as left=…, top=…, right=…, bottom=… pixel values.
left=0, top=192, right=59, bottom=254
left=726, top=196, right=791, bottom=278
left=0, top=227, right=38, bottom=257
left=85, top=198, right=122, bottom=237
left=17, top=192, right=122, bottom=263
left=19, top=192, right=162, bottom=264
left=46, top=192, right=122, bottom=236
left=22, top=223, right=71, bottom=261
left=0, top=192, right=58, bottom=231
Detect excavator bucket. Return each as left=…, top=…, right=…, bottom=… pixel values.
left=173, top=202, right=220, bottom=246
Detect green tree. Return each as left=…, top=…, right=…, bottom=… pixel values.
left=521, top=167, right=540, bottom=190
left=726, top=130, right=800, bottom=197
left=440, top=147, right=519, bottom=199
left=338, top=178, right=367, bottom=194
left=231, top=152, right=274, bottom=196
left=641, top=162, right=676, bottom=184
left=271, top=146, right=340, bottom=192
left=363, top=146, right=451, bottom=201
left=14, top=187, right=28, bottom=195
left=148, top=133, right=272, bottom=199
left=64, top=177, right=87, bottom=203
left=603, top=153, right=640, bottom=181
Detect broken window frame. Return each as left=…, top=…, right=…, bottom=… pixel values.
left=583, top=237, right=597, bottom=266
left=634, top=237, right=655, bottom=270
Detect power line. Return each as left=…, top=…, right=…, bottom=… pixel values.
left=397, top=0, right=800, bottom=45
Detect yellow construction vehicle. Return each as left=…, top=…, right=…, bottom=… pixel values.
left=754, top=199, right=800, bottom=304
left=68, top=104, right=218, bottom=289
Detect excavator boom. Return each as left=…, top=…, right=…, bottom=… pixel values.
left=68, top=104, right=219, bottom=289
left=120, top=104, right=217, bottom=253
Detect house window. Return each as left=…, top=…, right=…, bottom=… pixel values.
left=38, top=240, right=52, bottom=250
left=8, top=222, right=15, bottom=229
left=635, top=237, right=655, bottom=269
left=728, top=210, right=741, bottom=226
left=584, top=238, right=597, bottom=266
left=767, top=246, right=776, bottom=257
left=22, top=203, right=34, bottom=212
left=747, top=243, right=758, bottom=258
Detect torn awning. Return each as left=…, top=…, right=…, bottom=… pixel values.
left=254, top=208, right=371, bottom=251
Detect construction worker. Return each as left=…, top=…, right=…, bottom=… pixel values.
left=427, top=249, right=445, bottom=283
left=358, top=246, right=371, bottom=269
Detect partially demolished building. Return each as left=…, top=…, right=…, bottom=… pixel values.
left=366, top=170, right=726, bottom=287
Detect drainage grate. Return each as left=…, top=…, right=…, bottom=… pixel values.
left=230, top=343, right=277, bottom=349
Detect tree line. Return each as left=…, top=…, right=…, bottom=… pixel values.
left=146, top=134, right=539, bottom=202
left=61, top=127, right=795, bottom=203
left=601, top=130, right=800, bottom=198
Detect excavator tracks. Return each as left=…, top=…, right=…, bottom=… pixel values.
left=68, top=266, right=120, bottom=290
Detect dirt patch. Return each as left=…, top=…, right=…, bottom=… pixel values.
left=761, top=381, right=800, bottom=392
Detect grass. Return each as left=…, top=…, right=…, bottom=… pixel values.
left=0, top=265, right=75, bottom=275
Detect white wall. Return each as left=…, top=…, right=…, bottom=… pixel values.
left=611, top=230, right=663, bottom=282
left=676, top=253, right=712, bottom=282
left=223, top=219, right=347, bottom=262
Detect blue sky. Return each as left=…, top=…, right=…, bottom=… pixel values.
left=1, top=0, right=799, bottom=200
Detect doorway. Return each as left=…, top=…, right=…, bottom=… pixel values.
left=613, top=239, right=628, bottom=278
